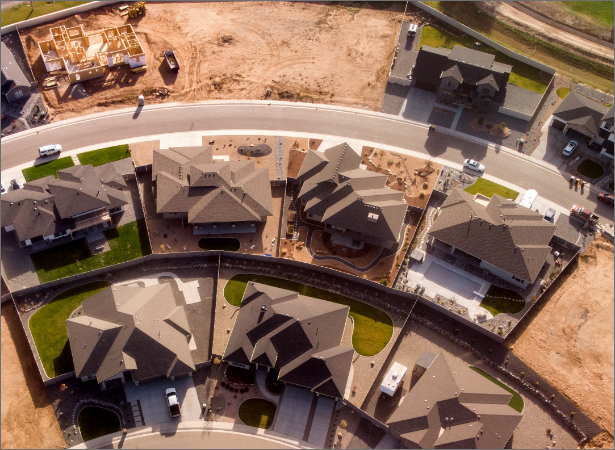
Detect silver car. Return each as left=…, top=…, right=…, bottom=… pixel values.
left=562, top=140, right=578, bottom=156
left=463, top=159, right=485, bottom=173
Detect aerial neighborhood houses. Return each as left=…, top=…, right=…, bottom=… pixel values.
left=152, top=146, right=274, bottom=234
left=223, top=282, right=354, bottom=400
left=550, top=92, right=615, bottom=159
left=296, top=143, right=408, bottom=249
left=1, top=164, right=128, bottom=247
left=428, top=189, right=557, bottom=288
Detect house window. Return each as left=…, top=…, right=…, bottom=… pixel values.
left=512, top=275, right=525, bottom=283
left=446, top=81, right=453, bottom=87
left=604, top=122, right=614, bottom=131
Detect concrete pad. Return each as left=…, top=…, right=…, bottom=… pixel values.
left=181, top=280, right=202, bottom=304
left=400, top=87, right=436, bottom=123
left=274, top=386, right=314, bottom=440
left=307, top=396, right=334, bottom=448
left=423, top=263, right=480, bottom=299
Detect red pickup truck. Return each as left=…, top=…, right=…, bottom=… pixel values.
left=570, top=205, right=600, bottom=224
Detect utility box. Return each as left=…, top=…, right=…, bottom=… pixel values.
left=138, top=95, right=144, bottom=106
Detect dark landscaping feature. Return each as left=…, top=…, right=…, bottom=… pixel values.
left=265, top=368, right=284, bottom=395
left=479, top=285, right=526, bottom=316
left=237, top=144, right=272, bottom=156
left=31, top=219, right=152, bottom=283
left=470, top=366, right=524, bottom=413
left=577, top=159, right=605, bottom=179
left=77, top=144, right=131, bottom=167
left=30, top=281, right=111, bottom=378
left=238, top=398, right=277, bottom=429
left=224, top=273, right=393, bottom=356
left=610, top=181, right=614, bottom=191
left=198, top=238, right=240, bottom=251
left=225, top=365, right=255, bottom=385
left=78, top=406, right=121, bottom=442
left=22, top=157, right=75, bottom=182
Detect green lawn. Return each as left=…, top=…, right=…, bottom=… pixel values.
left=22, top=157, right=75, bottom=182
left=77, top=144, right=130, bottom=167
left=224, top=274, right=393, bottom=356
left=556, top=87, right=570, bottom=99
left=198, top=238, right=240, bottom=251
left=470, top=367, right=525, bottom=413
left=557, top=1, right=614, bottom=28
left=30, top=281, right=110, bottom=377
left=479, top=285, right=525, bottom=316
left=31, top=219, right=151, bottom=283
left=418, top=26, right=547, bottom=93
left=238, top=399, right=277, bottom=429
left=464, top=178, right=519, bottom=200
left=1, top=1, right=90, bottom=27
left=577, top=159, right=605, bottom=179
left=78, top=406, right=121, bottom=441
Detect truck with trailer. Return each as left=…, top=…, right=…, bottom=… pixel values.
left=570, top=205, right=599, bottom=224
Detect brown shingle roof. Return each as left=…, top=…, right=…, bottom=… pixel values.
left=553, top=92, right=609, bottom=136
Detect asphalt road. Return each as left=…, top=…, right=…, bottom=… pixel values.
left=2, top=102, right=612, bottom=225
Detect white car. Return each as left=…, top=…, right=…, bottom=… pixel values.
left=166, top=388, right=181, bottom=418
left=39, top=144, right=62, bottom=157
left=463, top=159, right=485, bottom=173
left=562, top=140, right=578, bottom=157
left=407, top=23, right=418, bottom=36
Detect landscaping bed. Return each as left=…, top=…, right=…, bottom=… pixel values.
left=30, top=281, right=111, bottom=378
left=77, top=144, right=130, bottom=167
left=224, top=273, right=393, bottom=356
left=470, top=366, right=524, bottom=413
left=22, top=157, right=75, bottom=182
left=577, top=159, right=605, bottom=179
left=238, top=398, right=276, bottom=429
left=463, top=178, right=519, bottom=200
left=266, top=369, right=284, bottom=395
left=225, top=365, right=255, bottom=385
left=78, top=406, right=121, bottom=442
left=479, top=285, right=525, bottom=316
left=198, top=238, right=240, bottom=251
left=31, top=219, right=151, bottom=283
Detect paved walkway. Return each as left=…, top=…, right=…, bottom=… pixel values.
left=116, top=272, right=202, bottom=304
left=256, top=368, right=280, bottom=403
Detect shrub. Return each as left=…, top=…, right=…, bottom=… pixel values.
left=380, top=279, right=388, bottom=286
left=213, top=356, right=221, bottom=365
left=340, top=420, right=348, bottom=429
left=387, top=160, right=394, bottom=167
left=498, top=121, right=506, bottom=130
left=478, top=117, right=485, bottom=124
left=419, top=191, right=425, bottom=198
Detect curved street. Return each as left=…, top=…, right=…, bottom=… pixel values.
left=1, top=100, right=612, bottom=227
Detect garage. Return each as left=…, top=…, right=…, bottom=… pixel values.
left=414, top=79, right=437, bottom=92
left=550, top=117, right=566, bottom=131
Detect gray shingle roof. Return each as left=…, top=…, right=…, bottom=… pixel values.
left=223, top=282, right=353, bottom=398
left=297, top=144, right=407, bottom=243
left=1, top=42, right=30, bottom=89
left=603, top=106, right=614, bottom=125
left=553, top=92, right=609, bottom=136
left=66, top=284, right=195, bottom=383
left=428, top=189, right=556, bottom=283
left=153, top=147, right=273, bottom=223
left=388, top=352, right=522, bottom=449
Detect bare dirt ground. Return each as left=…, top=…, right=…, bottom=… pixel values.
left=19, top=1, right=404, bottom=122
left=508, top=238, right=615, bottom=448
left=1, top=302, right=65, bottom=449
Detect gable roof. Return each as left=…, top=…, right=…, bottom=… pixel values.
left=602, top=105, right=614, bottom=125
left=66, top=284, right=195, bottom=383
left=553, top=92, right=609, bottom=136
left=153, top=146, right=273, bottom=223
left=223, top=282, right=353, bottom=398
left=428, top=189, right=556, bottom=283
left=387, top=352, right=522, bottom=449
left=297, top=143, right=407, bottom=243
left=1, top=42, right=30, bottom=89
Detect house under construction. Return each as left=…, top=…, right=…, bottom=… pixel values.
left=38, top=24, right=146, bottom=84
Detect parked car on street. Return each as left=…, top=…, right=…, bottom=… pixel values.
left=10, top=179, right=20, bottom=190
left=562, top=140, right=578, bottom=156
left=166, top=388, right=181, bottom=418
left=39, top=144, right=62, bottom=157
left=598, top=193, right=614, bottom=206
left=463, top=159, right=485, bottom=173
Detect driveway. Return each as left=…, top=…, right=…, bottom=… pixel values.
left=123, top=375, right=203, bottom=426
left=273, top=386, right=314, bottom=440
left=531, top=118, right=592, bottom=171
left=307, top=396, right=335, bottom=448
left=399, top=87, right=437, bottom=123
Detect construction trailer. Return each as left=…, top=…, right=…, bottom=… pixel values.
left=37, top=24, right=146, bottom=84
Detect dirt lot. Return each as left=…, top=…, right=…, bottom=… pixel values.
left=508, top=238, right=614, bottom=447
left=1, top=302, right=65, bottom=449
left=19, top=2, right=404, bottom=122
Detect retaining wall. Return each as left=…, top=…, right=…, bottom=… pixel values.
left=388, top=76, right=413, bottom=87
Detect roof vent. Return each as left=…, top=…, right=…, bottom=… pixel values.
left=261, top=305, right=267, bottom=312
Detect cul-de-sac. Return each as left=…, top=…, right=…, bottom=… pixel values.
left=1, top=1, right=613, bottom=449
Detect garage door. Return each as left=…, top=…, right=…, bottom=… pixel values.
left=551, top=118, right=566, bottom=131
left=415, top=80, right=437, bottom=92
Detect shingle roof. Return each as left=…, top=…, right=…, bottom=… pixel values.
left=441, top=64, right=463, bottom=83
left=388, top=352, right=522, bottom=449
left=1, top=42, right=30, bottom=88
left=602, top=105, right=614, bottom=125
left=553, top=92, right=609, bottom=136
left=153, top=147, right=273, bottom=223
left=297, top=144, right=407, bottom=243
left=223, top=282, right=353, bottom=398
left=66, top=284, right=195, bottom=383
left=428, top=189, right=556, bottom=283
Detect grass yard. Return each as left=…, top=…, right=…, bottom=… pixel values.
left=22, top=157, right=75, bottom=182
left=464, top=178, right=519, bottom=200
left=470, top=367, right=525, bottom=413
left=577, top=159, right=605, bottom=179
left=423, top=2, right=614, bottom=94
left=78, top=407, right=121, bottom=441
left=77, top=144, right=130, bottom=167
left=224, top=274, right=393, bottom=356
left=479, top=285, right=525, bottom=316
left=198, top=238, right=240, bottom=251
left=238, top=399, right=276, bottom=429
left=1, top=1, right=90, bottom=27
left=557, top=1, right=614, bottom=28
left=31, top=219, right=151, bottom=283
left=418, top=26, right=547, bottom=93
left=556, top=87, right=570, bottom=99
left=30, top=281, right=110, bottom=377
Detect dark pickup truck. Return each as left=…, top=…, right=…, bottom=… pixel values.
left=164, top=50, right=180, bottom=73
